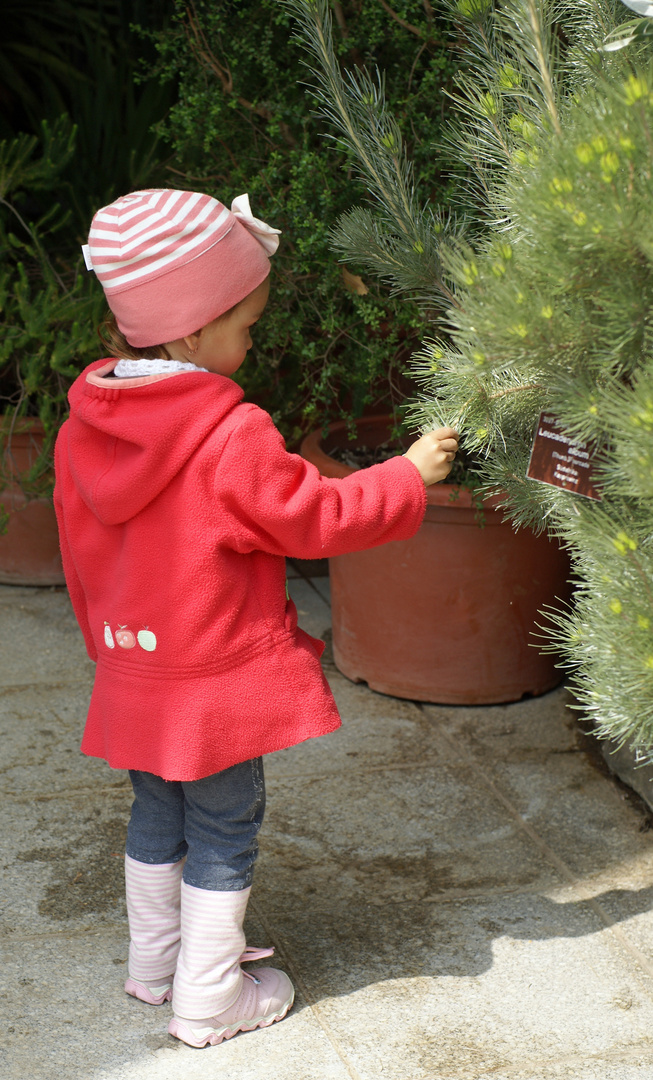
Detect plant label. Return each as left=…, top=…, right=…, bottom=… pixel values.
left=527, top=412, right=602, bottom=501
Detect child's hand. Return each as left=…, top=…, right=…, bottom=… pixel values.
left=403, top=427, right=459, bottom=486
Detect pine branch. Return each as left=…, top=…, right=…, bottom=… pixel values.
left=330, top=205, right=461, bottom=307
left=506, top=0, right=562, bottom=135
left=283, top=0, right=457, bottom=309
left=284, top=0, right=414, bottom=227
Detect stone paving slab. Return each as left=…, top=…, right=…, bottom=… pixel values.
left=587, top=883, right=653, bottom=971
left=0, top=921, right=351, bottom=1080
left=601, top=737, right=653, bottom=816
left=267, top=895, right=653, bottom=1080
left=423, top=700, right=653, bottom=889
left=2, top=575, right=653, bottom=1080
left=0, top=786, right=131, bottom=938
left=92, top=1023, right=355, bottom=1080
left=482, top=755, right=651, bottom=877
left=259, top=763, right=557, bottom=912
left=285, top=575, right=331, bottom=639
left=0, top=585, right=93, bottom=687
left=421, top=691, right=578, bottom=751
left=0, top=681, right=114, bottom=796
left=267, top=671, right=441, bottom=779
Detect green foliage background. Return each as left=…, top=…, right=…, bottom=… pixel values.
left=1, top=0, right=460, bottom=493
left=149, top=0, right=457, bottom=439
left=0, top=0, right=174, bottom=491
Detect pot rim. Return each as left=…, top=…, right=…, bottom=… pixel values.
left=299, top=415, right=504, bottom=511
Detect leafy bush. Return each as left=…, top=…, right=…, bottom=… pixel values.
left=149, top=0, right=458, bottom=439
left=0, top=0, right=174, bottom=493
left=0, top=118, right=106, bottom=492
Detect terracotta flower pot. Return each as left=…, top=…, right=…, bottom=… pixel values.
left=300, top=416, right=572, bottom=704
left=0, top=420, right=65, bottom=586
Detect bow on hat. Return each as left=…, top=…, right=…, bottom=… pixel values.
left=231, top=194, right=281, bottom=257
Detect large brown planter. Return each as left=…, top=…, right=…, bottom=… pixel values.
left=300, top=416, right=572, bottom=704
left=0, top=421, right=65, bottom=586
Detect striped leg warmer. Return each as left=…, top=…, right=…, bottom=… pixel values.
left=124, top=855, right=183, bottom=1002
left=171, top=882, right=250, bottom=1021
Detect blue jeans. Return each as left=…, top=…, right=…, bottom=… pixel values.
left=125, top=758, right=265, bottom=891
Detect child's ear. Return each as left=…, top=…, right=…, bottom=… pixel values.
left=182, top=330, right=202, bottom=356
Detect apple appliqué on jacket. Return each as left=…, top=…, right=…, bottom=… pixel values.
left=104, top=623, right=156, bottom=651
left=137, top=628, right=157, bottom=652
left=115, top=626, right=136, bottom=649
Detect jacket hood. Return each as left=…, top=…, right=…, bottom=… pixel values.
left=62, top=359, right=244, bottom=525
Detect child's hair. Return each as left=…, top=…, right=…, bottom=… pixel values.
left=99, top=311, right=172, bottom=361
left=98, top=302, right=241, bottom=362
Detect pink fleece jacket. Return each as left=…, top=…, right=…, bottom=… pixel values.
left=53, top=360, right=427, bottom=780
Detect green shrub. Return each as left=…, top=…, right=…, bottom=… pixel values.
left=0, top=0, right=174, bottom=494
left=0, top=118, right=106, bottom=492
left=149, top=0, right=458, bottom=439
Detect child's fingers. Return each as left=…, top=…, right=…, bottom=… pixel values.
left=429, top=426, right=458, bottom=442
left=404, top=429, right=459, bottom=485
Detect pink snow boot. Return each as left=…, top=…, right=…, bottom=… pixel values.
left=168, top=882, right=294, bottom=1047
left=123, top=855, right=183, bottom=1006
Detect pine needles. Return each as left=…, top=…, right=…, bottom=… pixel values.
left=287, top=0, right=653, bottom=762
left=283, top=0, right=460, bottom=309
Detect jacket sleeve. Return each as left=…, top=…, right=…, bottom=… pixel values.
left=216, top=407, right=427, bottom=559
left=53, top=437, right=98, bottom=662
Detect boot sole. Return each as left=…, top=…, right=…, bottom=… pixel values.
left=168, top=987, right=295, bottom=1048
left=125, top=978, right=173, bottom=1006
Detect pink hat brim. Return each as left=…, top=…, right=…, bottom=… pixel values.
left=109, top=218, right=271, bottom=348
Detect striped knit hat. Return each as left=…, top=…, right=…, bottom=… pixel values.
left=85, top=190, right=280, bottom=348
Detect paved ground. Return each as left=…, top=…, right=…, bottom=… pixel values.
left=2, top=568, right=653, bottom=1080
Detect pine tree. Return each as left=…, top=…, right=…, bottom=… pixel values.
left=287, top=0, right=653, bottom=760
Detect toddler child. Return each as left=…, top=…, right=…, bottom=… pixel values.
left=54, top=189, right=458, bottom=1047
